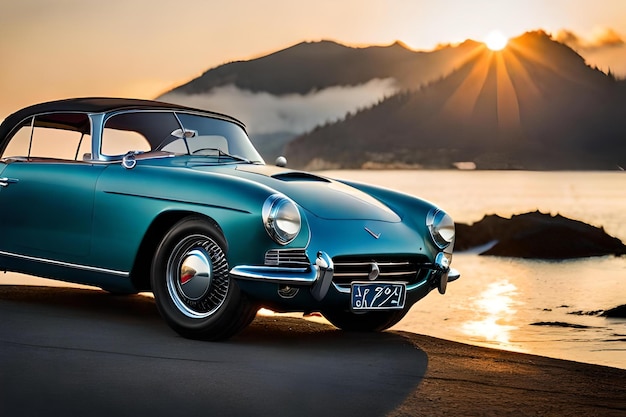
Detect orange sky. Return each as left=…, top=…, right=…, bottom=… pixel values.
left=1, top=0, right=625, bottom=120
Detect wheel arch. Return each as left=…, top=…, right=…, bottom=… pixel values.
left=129, top=210, right=225, bottom=291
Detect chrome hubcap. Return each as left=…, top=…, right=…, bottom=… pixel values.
left=166, top=234, right=229, bottom=319
left=178, top=249, right=212, bottom=300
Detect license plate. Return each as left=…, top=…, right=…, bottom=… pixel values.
left=351, top=282, right=406, bottom=311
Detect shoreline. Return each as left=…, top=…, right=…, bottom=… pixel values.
left=257, top=315, right=626, bottom=416
left=393, top=330, right=626, bottom=416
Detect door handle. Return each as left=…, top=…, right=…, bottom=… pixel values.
left=0, top=177, right=18, bottom=187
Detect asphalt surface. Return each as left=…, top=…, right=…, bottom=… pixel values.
left=0, top=285, right=427, bottom=417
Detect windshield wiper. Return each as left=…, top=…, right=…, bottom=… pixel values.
left=191, top=147, right=252, bottom=163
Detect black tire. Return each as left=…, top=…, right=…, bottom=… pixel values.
left=322, top=309, right=408, bottom=332
left=151, top=216, right=257, bottom=340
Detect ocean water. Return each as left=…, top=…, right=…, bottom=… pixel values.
left=321, top=170, right=626, bottom=369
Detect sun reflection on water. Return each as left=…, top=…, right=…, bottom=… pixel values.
left=461, top=280, right=525, bottom=351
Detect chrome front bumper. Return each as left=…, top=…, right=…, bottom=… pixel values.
left=434, top=252, right=460, bottom=294
left=230, top=251, right=335, bottom=300
left=230, top=250, right=459, bottom=300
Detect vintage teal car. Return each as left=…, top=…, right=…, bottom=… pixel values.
left=0, top=98, right=459, bottom=340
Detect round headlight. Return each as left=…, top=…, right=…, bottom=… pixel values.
left=427, top=208, right=455, bottom=249
left=262, top=194, right=301, bottom=245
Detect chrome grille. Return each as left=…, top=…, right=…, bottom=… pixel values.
left=332, top=256, right=430, bottom=287
left=264, top=248, right=310, bottom=267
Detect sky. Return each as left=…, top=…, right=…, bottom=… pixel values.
left=1, top=0, right=625, bottom=120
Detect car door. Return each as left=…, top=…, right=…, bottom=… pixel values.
left=0, top=113, right=103, bottom=264
left=0, top=161, right=105, bottom=261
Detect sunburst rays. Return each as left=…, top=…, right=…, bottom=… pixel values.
left=440, top=34, right=568, bottom=137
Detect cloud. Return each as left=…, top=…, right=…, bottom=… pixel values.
left=554, top=28, right=626, bottom=77
left=555, top=29, right=582, bottom=48
left=590, top=27, right=625, bottom=48
left=159, top=79, right=399, bottom=135
left=556, top=27, right=624, bottom=50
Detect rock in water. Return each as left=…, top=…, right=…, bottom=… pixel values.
left=454, top=211, right=626, bottom=259
left=602, top=305, right=626, bottom=318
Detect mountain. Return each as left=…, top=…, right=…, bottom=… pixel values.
left=284, top=31, right=626, bottom=170
left=162, top=39, right=480, bottom=95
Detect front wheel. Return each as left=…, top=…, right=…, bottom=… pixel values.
left=151, top=217, right=257, bottom=340
left=322, top=309, right=408, bottom=332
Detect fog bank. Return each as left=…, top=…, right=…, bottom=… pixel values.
left=159, top=78, right=399, bottom=135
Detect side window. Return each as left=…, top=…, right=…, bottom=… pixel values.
left=102, top=111, right=181, bottom=156
left=2, top=120, right=33, bottom=158
left=101, top=128, right=150, bottom=156
left=1, top=114, right=91, bottom=161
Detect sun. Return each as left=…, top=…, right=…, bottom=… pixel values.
left=485, top=30, right=508, bottom=51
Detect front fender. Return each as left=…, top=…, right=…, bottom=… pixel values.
left=90, top=163, right=311, bottom=271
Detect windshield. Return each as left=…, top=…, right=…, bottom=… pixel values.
left=160, top=113, right=264, bottom=164
left=102, top=111, right=264, bottom=164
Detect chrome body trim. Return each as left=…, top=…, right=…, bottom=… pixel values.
left=0, top=250, right=129, bottom=277
left=264, top=248, right=309, bottom=266
left=310, top=251, right=334, bottom=300
left=121, top=152, right=138, bottom=169
left=0, top=177, right=19, bottom=187
left=332, top=282, right=349, bottom=294
left=332, top=259, right=421, bottom=284
left=332, top=251, right=460, bottom=295
left=88, top=112, right=105, bottom=161
left=448, top=268, right=461, bottom=282
left=230, top=251, right=334, bottom=291
left=433, top=251, right=461, bottom=294
left=230, top=265, right=319, bottom=284
left=364, top=227, right=381, bottom=239
left=231, top=251, right=335, bottom=301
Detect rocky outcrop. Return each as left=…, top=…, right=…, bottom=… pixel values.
left=454, top=211, right=626, bottom=259
left=602, top=305, right=626, bottom=318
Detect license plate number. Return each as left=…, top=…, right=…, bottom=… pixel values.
left=351, top=282, right=406, bottom=311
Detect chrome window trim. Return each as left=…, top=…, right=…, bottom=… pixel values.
left=0, top=250, right=129, bottom=277
left=96, top=109, right=249, bottom=162
left=88, top=112, right=105, bottom=160
left=98, top=109, right=184, bottom=161
left=1, top=111, right=92, bottom=160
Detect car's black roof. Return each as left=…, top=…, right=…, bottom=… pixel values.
left=0, top=97, right=243, bottom=139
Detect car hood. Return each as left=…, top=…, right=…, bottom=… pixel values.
left=209, top=164, right=400, bottom=222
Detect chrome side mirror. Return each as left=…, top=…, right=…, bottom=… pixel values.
left=275, top=156, right=287, bottom=167
left=171, top=128, right=198, bottom=138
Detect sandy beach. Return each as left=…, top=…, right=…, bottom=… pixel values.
left=1, top=284, right=624, bottom=416
left=391, top=333, right=626, bottom=416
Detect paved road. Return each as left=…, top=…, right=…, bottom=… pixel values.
left=0, top=285, right=427, bottom=417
